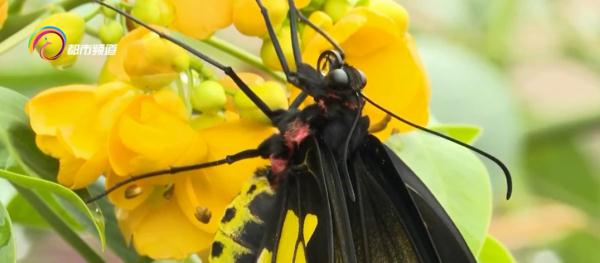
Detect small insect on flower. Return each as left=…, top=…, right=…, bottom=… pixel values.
left=89, top=0, right=513, bottom=262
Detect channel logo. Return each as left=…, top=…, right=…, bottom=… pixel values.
left=28, top=26, right=67, bottom=60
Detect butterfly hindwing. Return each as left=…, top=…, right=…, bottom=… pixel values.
left=360, top=135, right=476, bottom=263
left=210, top=171, right=278, bottom=263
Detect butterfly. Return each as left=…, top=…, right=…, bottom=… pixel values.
left=89, top=0, right=513, bottom=262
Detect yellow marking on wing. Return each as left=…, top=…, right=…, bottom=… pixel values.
left=276, top=211, right=319, bottom=263
left=257, top=249, right=272, bottom=263
left=210, top=232, right=250, bottom=263
left=277, top=210, right=300, bottom=262
left=219, top=176, right=273, bottom=237
left=295, top=243, right=306, bottom=263
left=303, top=214, right=318, bottom=245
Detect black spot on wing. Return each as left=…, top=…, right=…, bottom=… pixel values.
left=235, top=253, right=256, bottom=263
left=222, top=207, right=236, bottom=223
left=211, top=241, right=224, bottom=257
left=247, top=184, right=257, bottom=194
left=248, top=192, right=276, bottom=220
left=238, top=220, right=265, bottom=249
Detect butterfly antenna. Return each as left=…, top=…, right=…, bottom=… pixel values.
left=361, top=94, right=513, bottom=200
left=85, top=149, right=261, bottom=203
left=90, top=0, right=275, bottom=121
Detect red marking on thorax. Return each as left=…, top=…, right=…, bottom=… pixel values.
left=270, top=157, right=288, bottom=174
left=269, top=120, right=311, bottom=176
left=284, top=120, right=310, bottom=148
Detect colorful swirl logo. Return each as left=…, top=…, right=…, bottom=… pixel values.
left=28, top=26, right=67, bottom=60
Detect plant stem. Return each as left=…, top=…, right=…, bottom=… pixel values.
left=58, top=0, right=88, bottom=11
left=202, top=37, right=286, bottom=83
left=13, top=185, right=105, bottom=263
left=83, top=6, right=101, bottom=21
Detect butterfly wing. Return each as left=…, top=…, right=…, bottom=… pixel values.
left=358, top=135, right=476, bottom=263
left=350, top=137, right=438, bottom=262
left=255, top=136, right=336, bottom=263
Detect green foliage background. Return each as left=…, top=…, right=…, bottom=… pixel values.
left=0, top=0, right=598, bottom=262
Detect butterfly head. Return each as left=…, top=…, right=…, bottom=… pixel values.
left=318, top=50, right=366, bottom=95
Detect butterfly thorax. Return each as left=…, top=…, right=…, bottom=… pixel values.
left=263, top=96, right=369, bottom=184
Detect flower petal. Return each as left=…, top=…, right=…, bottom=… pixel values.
left=56, top=148, right=107, bottom=189
left=26, top=85, right=96, bottom=136
left=170, top=0, right=232, bottom=39
left=199, top=120, right=275, bottom=197
left=108, top=90, right=207, bottom=176
left=106, top=171, right=153, bottom=210
left=119, top=192, right=213, bottom=259
left=174, top=173, right=229, bottom=232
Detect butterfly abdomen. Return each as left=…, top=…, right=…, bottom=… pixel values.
left=210, top=170, right=276, bottom=263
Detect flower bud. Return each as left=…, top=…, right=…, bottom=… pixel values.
left=323, top=0, right=352, bottom=21
left=33, top=12, right=85, bottom=68
left=122, top=32, right=189, bottom=89
left=99, top=20, right=124, bottom=44
left=131, top=0, right=175, bottom=27
left=233, top=80, right=287, bottom=123
left=219, top=72, right=264, bottom=96
left=190, top=80, right=227, bottom=114
left=233, top=0, right=287, bottom=37
left=101, top=0, right=118, bottom=18
left=260, top=26, right=296, bottom=71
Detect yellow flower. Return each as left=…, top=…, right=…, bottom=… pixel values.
left=232, top=0, right=310, bottom=37
left=26, top=82, right=137, bottom=188
left=168, top=0, right=233, bottom=39
left=131, top=0, right=176, bottom=27
left=0, top=0, right=7, bottom=29
left=105, top=90, right=274, bottom=258
left=302, top=0, right=429, bottom=135
left=102, top=28, right=189, bottom=90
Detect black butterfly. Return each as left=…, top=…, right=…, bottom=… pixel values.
left=88, top=0, right=512, bottom=262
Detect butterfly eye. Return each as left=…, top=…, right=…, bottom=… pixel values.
left=357, top=69, right=367, bottom=90
left=325, top=68, right=350, bottom=90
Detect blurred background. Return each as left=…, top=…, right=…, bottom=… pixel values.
left=0, top=0, right=599, bottom=262
left=401, top=0, right=600, bottom=262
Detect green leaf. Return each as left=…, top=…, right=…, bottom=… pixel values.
left=525, top=138, right=600, bottom=217
left=550, top=230, right=600, bottom=263
left=6, top=194, right=48, bottom=228
left=0, top=169, right=105, bottom=249
left=12, top=185, right=104, bottom=263
left=87, top=185, right=152, bottom=263
left=0, top=198, right=16, bottom=263
left=430, top=124, right=483, bottom=144
left=478, top=236, right=516, bottom=263
left=0, top=70, right=92, bottom=98
left=387, top=131, right=492, bottom=255
left=0, top=10, right=45, bottom=43
left=417, top=36, right=524, bottom=198
left=0, top=18, right=38, bottom=55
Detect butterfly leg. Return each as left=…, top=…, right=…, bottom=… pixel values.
left=255, top=0, right=295, bottom=81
